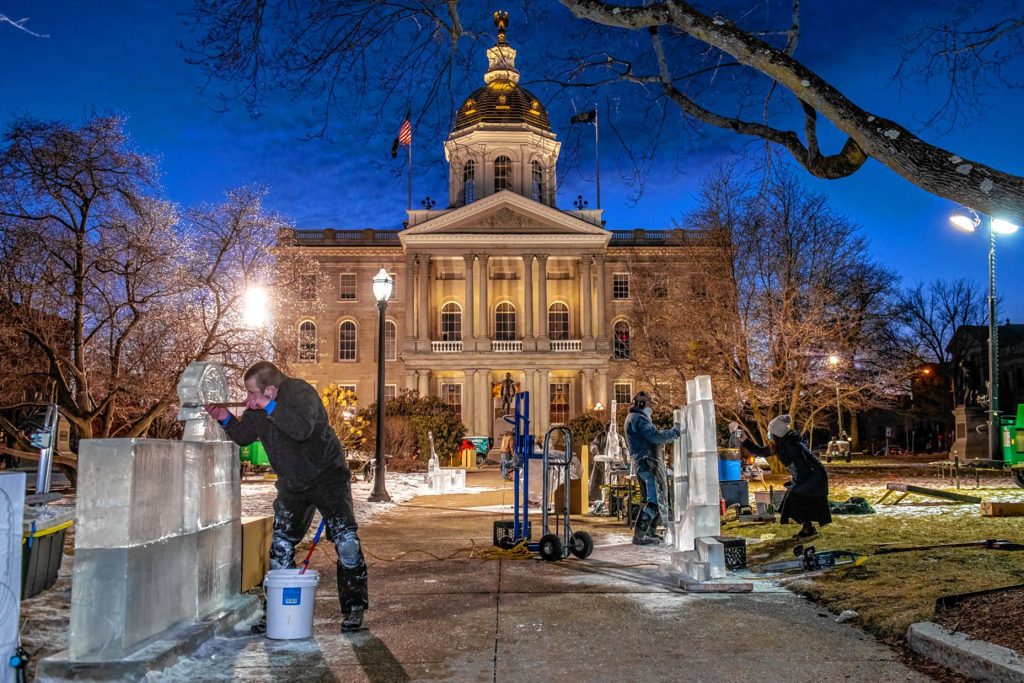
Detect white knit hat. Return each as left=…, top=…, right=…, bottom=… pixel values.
left=768, top=414, right=792, bottom=439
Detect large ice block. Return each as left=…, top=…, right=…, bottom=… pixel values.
left=688, top=452, right=720, bottom=506
left=1, top=473, right=26, bottom=683
left=197, top=520, right=241, bottom=618
left=199, top=442, right=240, bottom=529
left=69, top=534, right=198, bottom=660
left=76, top=440, right=185, bottom=548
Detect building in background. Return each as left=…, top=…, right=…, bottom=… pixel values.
left=283, top=18, right=717, bottom=443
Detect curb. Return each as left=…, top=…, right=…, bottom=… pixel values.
left=37, top=594, right=260, bottom=682
left=907, top=621, right=1024, bottom=682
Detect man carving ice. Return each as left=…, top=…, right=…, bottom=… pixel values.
left=206, top=361, right=369, bottom=633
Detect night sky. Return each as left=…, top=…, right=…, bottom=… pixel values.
left=3, top=1, right=1023, bottom=317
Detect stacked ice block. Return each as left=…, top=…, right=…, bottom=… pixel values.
left=69, top=361, right=242, bottom=661
left=669, top=375, right=726, bottom=584
left=1, top=472, right=26, bottom=683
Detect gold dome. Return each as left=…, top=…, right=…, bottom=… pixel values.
left=452, top=10, right=551, bottom=133
left=453, top=84, right=551, bottom=132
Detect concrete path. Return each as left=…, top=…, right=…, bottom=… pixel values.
left=160, top=472, right=932, bottom=682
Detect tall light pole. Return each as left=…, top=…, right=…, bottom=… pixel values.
left=950, top=208, right=1020, bottom=461
left=368, top=267, right=394, bottom=502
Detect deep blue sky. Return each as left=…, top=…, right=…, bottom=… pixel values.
left=3, top=1, right=1023, bottom=317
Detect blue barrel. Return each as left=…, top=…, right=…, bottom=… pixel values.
left=718, top=459, right=742, bottom=482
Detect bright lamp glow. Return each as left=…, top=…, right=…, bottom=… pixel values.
left=992, top=218, right=1021, bottom=235
left=827, top=354, right=841, bottom=367
left=372, top=267, right=393, bottom=304
left=594, top=402, right=604, bottom=411
left=244, top=287, right=269, bottom=327
left=950, top=212, right=979, bottom=232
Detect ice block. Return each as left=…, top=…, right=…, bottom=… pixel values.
left=0, top=473, right=26, bottom=683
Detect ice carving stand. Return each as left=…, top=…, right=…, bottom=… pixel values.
left=37, top=362, right=259, bottom=682
left=667, top=375, right=752, bottom=592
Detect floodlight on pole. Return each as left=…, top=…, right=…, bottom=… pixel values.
left=368, top=267, right=394, bottom=503
left=949, top=207, right=1020, bottom=461
left=243, top=286, right=269, bottom=328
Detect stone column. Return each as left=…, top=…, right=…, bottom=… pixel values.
left=582, top=368, right=595, bottom=411
left=536, top=254, right=549, bottom=348
left=463, top=369, right=475, bottom=435
left=418, top=369, right=431, bottom=398
left=404, top=254, right=416, bottom=348
left=473, top=369, right=486, bottom=435
left=580, top=255, right=593, bottom=344
left=522, top=254, right=534, bottom=344
left=538, top=368, right=550, bottom=437
left=594, top=254, right=607, bottom=348
left=406, top=370, right=418, bottom=392
left=528, top=369, right=540, bottom=434
left=477, top=254, right=490, bottom=342
left=463, top=254, right=475, bottom=348
left=596, top=368, right=609, bottom=409
left=417, top=255, right=431, bottom=347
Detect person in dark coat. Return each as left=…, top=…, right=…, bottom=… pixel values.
left=742, top=414, right=831, bottom=538
left=624, top=391, right=682, bottom=545
left=206, top=361, right=368, bottom=633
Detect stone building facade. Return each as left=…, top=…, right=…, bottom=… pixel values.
left=285, top=17, right=716, bottom=444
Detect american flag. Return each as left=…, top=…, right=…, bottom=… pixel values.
left=391, top=109, right=412, bottom=158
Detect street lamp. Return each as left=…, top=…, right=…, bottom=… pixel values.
left=368, top=267, right=394, bottom=502
left=827, top=354, right=843, bottom=436
left=950, top=207, right=1020, bottom=461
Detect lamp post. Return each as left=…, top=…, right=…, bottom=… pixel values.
left=950, top=208, right=1020, bottom=461
left=368, top=267, right=394, bottom=502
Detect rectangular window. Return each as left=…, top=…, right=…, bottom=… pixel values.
left=612, top=273, right=629, bottom=300
left=550, top=382, right=570, bottom=424
left=339, top=273, right=357, bottom=300
left=384, top=384, right=398, bottom=402
left=299, top=275, right=317, bottom=301
left=384, top=321, right=397, bottom=361
left=338, top=383, right=357, bottom=404
left=440, top=383, right=462, bottom=419
left=614, top=382, right=633, bottom=407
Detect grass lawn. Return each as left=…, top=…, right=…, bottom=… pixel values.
left=723, top=467, right=1024, bottom=641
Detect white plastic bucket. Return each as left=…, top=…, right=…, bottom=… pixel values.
left=264, top=568, right=319, bottom=639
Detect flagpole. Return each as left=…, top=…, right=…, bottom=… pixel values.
left=407, top=136, right=413, bottom=210
left=594, top=107, right=601, bottom=209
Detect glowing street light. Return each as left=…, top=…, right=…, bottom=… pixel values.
left=244, top=287, right=269, bottom=328
left=368, top=267, right=394, bottom=503
left=949, top=207, right=1020, bottom=461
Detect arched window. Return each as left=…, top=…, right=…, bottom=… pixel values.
left=338, top=321, right=357, bottom=361
left=298, top=321, right=317, bottom=362
left=531, top=160, right=544, bottom=203
left=613, top=321, right=631, bottom=359
left=494, top=156, right=512, bottom=193
left=463, top=160, right=475, bottom=204
left=384, top=320, right=397, bottom=361
left=548, top=302, right=569, bottom=340
left=440, top=302, right=462, bottom=341
left=495, top=302, right=517, bottom=341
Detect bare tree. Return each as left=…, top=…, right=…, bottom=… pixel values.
left=0, top=116, right=317, bottom=439
left=184, top=1, right=1024, bottom=222
left=625, top=164, right=903, bottom=466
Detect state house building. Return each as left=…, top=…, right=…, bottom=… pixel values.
left=287, top=17, right=713, bottom=443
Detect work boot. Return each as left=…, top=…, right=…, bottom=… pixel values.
left=794, top=522, right=817, bottom=539
left=250, top=614, right=267, bottom=635
left=341, top=609, right=365, bottom=633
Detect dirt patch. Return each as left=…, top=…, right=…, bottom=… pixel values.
left=933, top=586, right=1024, bottom=655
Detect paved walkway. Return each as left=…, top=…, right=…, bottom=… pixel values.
left=160, top=472, right=932, bottom=682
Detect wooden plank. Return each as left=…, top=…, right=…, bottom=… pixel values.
left=883, top=482, right=982, bottom=504
left=980, top=501, right=1024, bottom=517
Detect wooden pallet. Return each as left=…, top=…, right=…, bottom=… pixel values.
left=980, top=501, right=1024, bottom=517
left=875, top=483, right=982, bottom=505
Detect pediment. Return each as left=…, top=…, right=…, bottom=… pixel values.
left=401, top=191, right=609, bottom=241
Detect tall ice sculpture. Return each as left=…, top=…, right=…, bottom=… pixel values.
left=667, top=376, right=752, bottom=592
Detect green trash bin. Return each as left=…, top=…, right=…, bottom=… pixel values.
left=249, top=441, right=270, bottom=466
left=239, top=445, right=251, bottom=464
